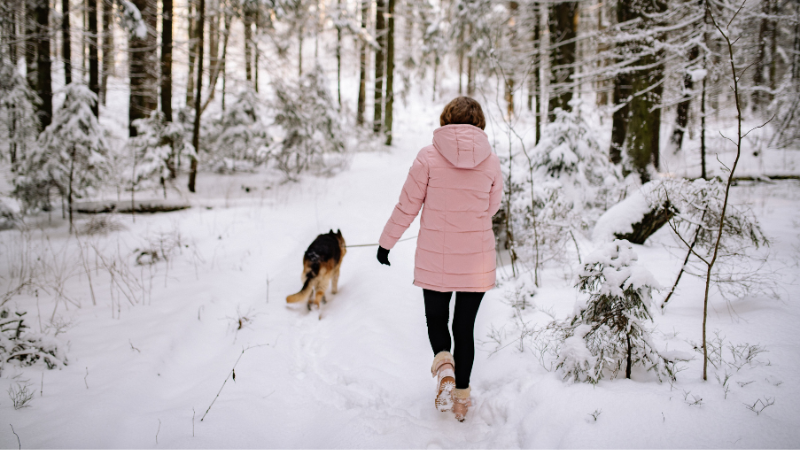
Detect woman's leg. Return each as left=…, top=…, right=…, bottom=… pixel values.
left=452, top=291, right=484, bottom=389
left=423, top=289, right=453, bottom=355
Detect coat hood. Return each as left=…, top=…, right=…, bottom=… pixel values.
left=432, top=124, right=493, bottom=169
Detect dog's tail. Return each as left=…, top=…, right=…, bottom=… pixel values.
left=286, top=259, right=320, bottom=304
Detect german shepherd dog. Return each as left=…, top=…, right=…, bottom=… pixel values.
left=286, top=230, right=346, bottom=314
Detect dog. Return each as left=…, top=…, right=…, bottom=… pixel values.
left=286, top=229, right=346, bottom=314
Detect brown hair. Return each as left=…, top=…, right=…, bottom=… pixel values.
left=440, top=96, right=486, bottom=130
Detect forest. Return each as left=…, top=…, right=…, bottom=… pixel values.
left=0, top=0, right=799, bottom=447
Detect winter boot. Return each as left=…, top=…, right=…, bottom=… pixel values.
left=452, top=387, right=472, bottom=422
left=431, top=351, right=456, bottom=412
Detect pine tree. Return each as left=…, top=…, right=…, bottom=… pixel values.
left=20, top=84, right=109, bottom=231
left=554, top=240, right=675, bottom=383
left=0, top=62, right=39, bottom=168
left=205, top=87, right=270, bottom=170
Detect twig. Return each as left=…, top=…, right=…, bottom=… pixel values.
left=663, top=211, right=706, bottom=308
left=156, top=418, right=161, bottom=444
left=84, top=367, right=89, bottom=389
left=130, top=340, right=141, bottom=353
left=200, top=344, right=269, bottom=421
left=192, top=408, right=195, bottom=437
left=10, top=424, right=21, bottom=450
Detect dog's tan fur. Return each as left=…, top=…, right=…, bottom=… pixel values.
left=286, top=230, right=346, bottom=313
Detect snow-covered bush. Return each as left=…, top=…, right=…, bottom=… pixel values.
left=506, top=108, right=623, bottom=276
left=271, top=66, right=345, bottom=176
left=130, top=110, right=192, bottom=192
left=0, top=62, right=40, bottom=169
left=0, top=306, right=66, bottom=371
left=553, top=240, right=676, bottom=384
left=14, top=84, right=109, bottom=226
left=204, top=87, right=271, bottom=172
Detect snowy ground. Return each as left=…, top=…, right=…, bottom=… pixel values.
left=2, top=96, right=800, bottom=448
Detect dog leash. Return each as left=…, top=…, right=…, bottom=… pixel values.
left=346, top=235, right=417, bottom=248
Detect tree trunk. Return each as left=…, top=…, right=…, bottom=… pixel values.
left=336, top=0, right=342, bottom=108
left=87, top=0, right=98, bottom=116
left=609, top=73, right=629, bottom=165
left=505, top=1, right=519, bottom=120
left=356, top=0, right=367, bottom=125
left=188, top=0, right=204, bottom=193
left=768, top=0, right=777, bottom=102
left=700, top=59, right=707, bottom=179
left=68, top=145, right=75, bottom=233
left=186, top=0, right=195, bottom=106
left=297, top=24, right=302, bottom=77
left=245, top=9, right=252, bottom=82
left=61, top=0, right=71, bottom=85
left=101, top=0, right=113, bottom=105
left=128, top=0, right=158, bottom=137
left=626, top=52, right=662, bottom=180
left=384, top=0, right=394, bottom=145
left=548, top=1, right=577, bottom=119
left=533, top=6, right=540, bottom=144
left=208, top=0, right=218, bottom=88
left=25, top=0, right=37, bottom=92
left=200, top=7, right=229, bottom=114
left=161, top=0, right=174, bottom=177
left=373, top=0, right=385, bottom=134
left=669, top=45, right=699, bottom=153
left=161, top=0, right=172, bottom=122
left=254, top=15, right=258, bottom=92
left=609, top=0, right=666, bottom=181
left=36, top=0, right=51, bottom=129
left=753, top=0, right=769, bottom=111
left=458, top=28, right=463, bottom=95
left=625, top=333, right=632, bottom=379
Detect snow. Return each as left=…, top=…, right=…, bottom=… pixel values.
left=2, top=79, right=800, bottom=449
left=592, top=187, right=651, bottom=242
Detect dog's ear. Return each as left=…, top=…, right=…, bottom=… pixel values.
left=336, top=229, right=342, bottom=236
left=329, top=229, right=334, bottom=235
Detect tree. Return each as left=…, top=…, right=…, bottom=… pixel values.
left=62, top=0, right=71, bottom=85
left=34, top=0, right=51, bottom=129
left=384, top=0, right=394, bottom=144
left=608, top=0, right=667, bottom=182
left=21, top=84, right=109, bottom=231
left=548, top=1, right=578, bottom=118
left=130, top=111, right=190, bottom=196
left=272, top=66, right=344, bottom=177
left=128, top=0, right=158, bottom=137
left=101, top=0, right=114, bottom=105
left=205, top=87, right=270, bottom=170
left=188, top=0, right=204, bottom=192
left=0, top=62, right=39, bottom=168
left=88, top=0, right=99, bottom=116
left=356, top=0, right=367, bottom=125
left=554, top=240, right=676, bottom=383
left=373, top=0, right=385, bottom=133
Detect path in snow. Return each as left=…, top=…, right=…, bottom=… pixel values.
left=2, top=99, right=800, bottom=448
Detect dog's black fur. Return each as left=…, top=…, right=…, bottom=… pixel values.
left=301, top=229, right=343, bottom=291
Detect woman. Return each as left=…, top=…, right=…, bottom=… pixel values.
left=376, top=97, right=503, bottom=422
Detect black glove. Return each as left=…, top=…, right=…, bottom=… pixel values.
left=377, top=246, right=391, bottom=266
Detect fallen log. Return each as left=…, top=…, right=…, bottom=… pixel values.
left=75, top=200, right=190, bottom=214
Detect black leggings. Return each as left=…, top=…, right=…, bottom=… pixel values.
left=423, top=289, right=484, bottom=389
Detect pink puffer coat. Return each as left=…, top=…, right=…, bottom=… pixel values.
left=379, top=124, right=504, bottom=292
